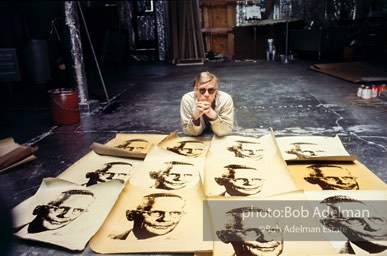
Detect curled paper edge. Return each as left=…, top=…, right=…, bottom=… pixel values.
left=90, top=142, right=146, bottom=159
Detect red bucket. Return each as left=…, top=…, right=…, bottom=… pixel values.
left=48, top=88, right=80, bottom=125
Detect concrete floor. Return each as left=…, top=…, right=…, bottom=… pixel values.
left=0, top=59, right=386, bottom=255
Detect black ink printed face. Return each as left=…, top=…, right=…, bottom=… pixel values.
left=218, top=209, right=283, bottom=256
left=159, top=165, right=196, bottom=190
left=136, top=196, right=185, bottom=237
left=116, top=140, right=149, bottom=153
left=238, top=142, right=264, bottom=159
left=41, top=194, right=94, bottom=230
left=312, top=167, right=358, bottom=190
left=178, top=142, right=204, bottom=157
left=223, top=168, right=264, bottom=196
left=85, top=162, right=133, bottom=186
left=288, top=143, right=325, bottom=158
left=322, top=201, right=387, bottom=246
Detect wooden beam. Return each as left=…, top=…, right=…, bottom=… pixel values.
left=201, top=27, right=233, bottom=33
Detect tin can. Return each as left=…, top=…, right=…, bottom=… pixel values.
left=379, top=84, right=386, bottom=96
left=371, top=85, right=378, bottom=98
left=48, top=88, right=80, bottom=125
left=361, top=86, right=372, bottom=100
left=357, top=85, right=364, bottom=97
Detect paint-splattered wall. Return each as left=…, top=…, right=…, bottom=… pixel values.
left=236, top=0, right=379, bottom=26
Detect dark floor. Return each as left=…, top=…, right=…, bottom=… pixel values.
left=0, top=58, right=386, bottom=256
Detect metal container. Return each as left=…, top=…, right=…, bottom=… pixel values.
left=48, top=88, right=80, bottom=125
left=371, top=85, right=378, bottom=98
left=361, top=86, right=372, bottom=100
left=357, top=85, right=364, bottom=97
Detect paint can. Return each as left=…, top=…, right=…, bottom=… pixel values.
left=357, top=85, right=364, bottom=97
left=371, top=85, right=378, bottom=98
left=48, top=88, right=80, bottom=125
left=361, top=86, right=372, bottom=100
left=378, top=84, right=386, bottom=96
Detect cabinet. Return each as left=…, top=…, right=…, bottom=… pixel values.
left=200, top=0, right=236, bottom=59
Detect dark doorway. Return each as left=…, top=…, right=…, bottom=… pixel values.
left=131, top=0, right=158, bottom=58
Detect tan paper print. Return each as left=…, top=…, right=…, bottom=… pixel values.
left=204, top=151, right=297, bottom=198
left=208, top=133, right=278, bottom=161
left=304, top=190, right=387, bottom=255
left=143, top=145, right=206, bottom=185
left=105, top=133, right=168, bottom=154
left=287, top=161, right=387, bottom=191
left=157, top=130, right=212, bottom=158
left=58, top=151, right=141, bottom=187
left=130, top=161, right=201, bottom=190
left=12, top=178, right=123, bottom=251
left=276, top=135, right=354, bottom=161
left=89, top=182, right=212, bottom=254
left=209, top=191, right=338, bottom=256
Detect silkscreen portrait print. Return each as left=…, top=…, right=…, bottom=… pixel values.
left=90, top=133, right=169, bottom=159
left=157, top=131, right=211, bottom=158
left=129, top=159, right=201, bottom=191
left=304, top=190, right=387, bottom=255
left=287, top=161, right=387, bottom=191
left=208, top=191, right=338, bottom=256
left=57, top=151, right=141, bottom=187
left=12, top=177, right=123, bottom=250
left=137, top=145, right=205, bottom=184
left=89, top=184, right=212, bottom=254
left=275, top=135, right=354, bottom=161
left=208, top=133, right=278, bottom=161
left=204, top=151, right=297, bottom=198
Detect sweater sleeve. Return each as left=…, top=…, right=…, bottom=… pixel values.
left=210, top=93, right=234, bottom=136
left=180, top=93, right=204, bottom=136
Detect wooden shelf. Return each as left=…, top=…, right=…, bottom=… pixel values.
left=201, top=27, right=233, bottom=34
left=200, top=0, right=236, bottom=6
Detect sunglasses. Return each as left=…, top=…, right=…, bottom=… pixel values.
left=198, top=87, right=216, bottom=95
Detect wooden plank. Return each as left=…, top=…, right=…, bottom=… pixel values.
left=200, top=0, right=236, bottom=6
left=226, top=1, right=236, bottom=27
left=194, top=0, right=205, bottom=58
left=189, top=0, right=198, bottom=58
left=211, top=35, right=228, bottom=54
left=187, top=16, right=194, bottom=58
left=226, top=0, right=236, bottom=58
left=204, top=35, right=211, bottom=52
left=228, top=32, right=234, bottom=58
left=202, top=5, right=210, bottom=28
left=170, top=1, right=179, bottom=61
left=176, top=58, right=204, bottom=66
left=211, top=4, right=228, bottom=28
left=201, top=27, right=232, bottom=33
left=179, top=2, right=187, bottom=59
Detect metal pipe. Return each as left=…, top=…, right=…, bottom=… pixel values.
left=64, top=1, right=89, bottom=105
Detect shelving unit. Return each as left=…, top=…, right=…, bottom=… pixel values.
left=200, top=0, right=236, bottom=59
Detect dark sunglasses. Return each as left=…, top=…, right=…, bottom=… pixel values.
left=198, top=87, right=216, bottom=95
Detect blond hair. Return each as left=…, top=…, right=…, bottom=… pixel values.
left=193, top=71, right=219, bottom=87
